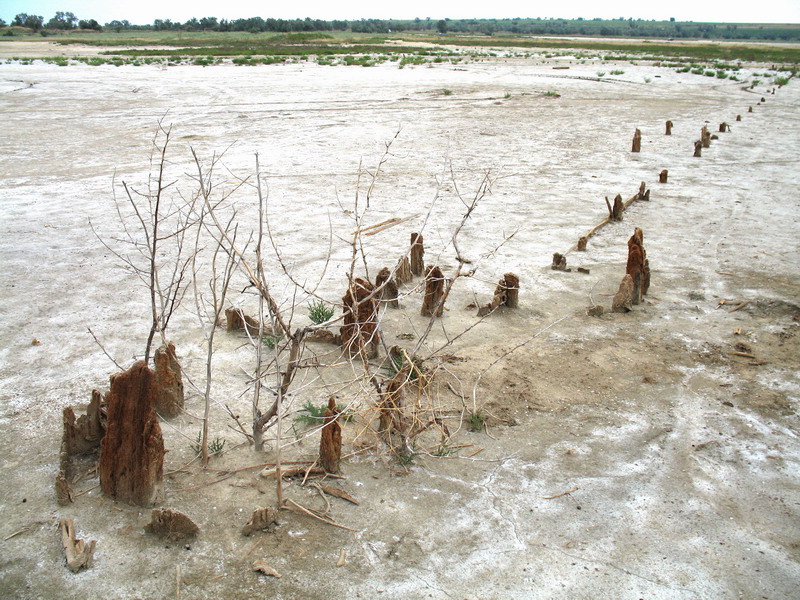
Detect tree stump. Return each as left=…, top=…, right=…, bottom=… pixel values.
left=395, top=256, right=413, bottom=284
left=340, top=278, right=379, bottom=358
left=477, top=273, right=519, bottom=316
left=760, top=97, right=765, bottom=102
left=736, top=114, right=742, bottom=122
left=379, top=363, right=408, bottom=438
left=410, top=233, right=425, bottom=276
left=577, top=236, right=588, bottom=251
left=665, top=120, right=673, bottom=135
left=225, top=307, right=266, bottom=334
left=57, top=390, right=107, bottom=505
left=748, top=106, right=753, bottom=113
left=638, top=181, right=647, bottom=200
left=375, top=267, right=399, bottom=309
left=626, top=228, right=645, bottom=305
left=421, top=266, right=446, bottom=317
left=241, top=507, right=279, bottom=536
left=693, top=140, right=703, bottom=157
left=60, top=519, right=96, bottom=573
left=144, top=508, right=199, bottom=541
left=659, top=169, right=669, bottom=184
left=319, top=397, right=342, bottom=474
left=719, top=122, right=730, bottom=133
left=153, top=342, right=183, bottom=418
left=631, top=128, right=642, bottom=152
left=612, top=274, right=634, bottom=313
left=551, top=253, right=568, bottom=271
left=701, top=126, right=711, bottom=148
left=612, top=194, right=624, bottom=221
left=99, top=361, right=165, bottom=506
left=642, top=258, right=651, bottom=297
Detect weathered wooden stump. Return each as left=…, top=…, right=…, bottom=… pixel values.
left=477, top=273, right=520, bottom=316
left=99, top=361, right=165, bottom=506
left=638, top=181, right=648, bottom=200
left=719, top=122, right=730, bottom=133
left=665, top=120, right=673, bottom=135
left=642, top=258, right=651, bottom=298
left=421, top=266, right=445, bottom=317
left=153, top=342, right=183, bottom=418
left=395, top=256, right=412, bottom=284
left=60, top=519, right=96, bottom=573
left=379, top=355, right=409, bottom=437
left=551, top=253, right=568, bottom=271
left=693, top=140, right=703, bottom=157
left=760, top=97, right=766, bottom=102
left=577, top=236, right=588, bottom=251
left=626, top=228, right=645, bottom=305
left=612, top=194, right=624, bottom=221
left=736, top=114, right=742, bottom=122
left=144, top=508, right=199, bottom=541
left=701, top=126, right=711, bottom=148
left=340, top=277, right=379, bottom=358
left=410, top=233, right=425, bottom=276
left=241, top=507, right=279, bottom=536
left=319, top=397, right=342, bottom=474
left=57, top=389, right=107, bottom=505
left=748, top=106, right=753, bottom=113
left=659, top=169, right=669, bottom=184
left=612, top=274, right=634, bottom=313
left=375, top=267, right=399, bottom=309
left=225, top=307, right=265, bottom=333
left=631, top=128, right=642, bottom=152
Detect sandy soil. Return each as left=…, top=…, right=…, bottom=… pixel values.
left=0, top=42, right=799, bottom=599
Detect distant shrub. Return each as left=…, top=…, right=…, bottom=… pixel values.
left=610, top=69, right=624, bottom=75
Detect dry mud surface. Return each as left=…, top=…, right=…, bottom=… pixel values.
left=0, top=43, right=799, bottom=599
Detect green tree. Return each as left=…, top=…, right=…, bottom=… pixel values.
left=13, top=13, right=44, bottom=31
left=46, top=11, right=78, bottom=30
left=437, top=19, right=447, bottom=34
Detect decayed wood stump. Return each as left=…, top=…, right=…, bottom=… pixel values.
left=760, top=97, right=766, bottom=102
left=736, top=114, right=742, bottom=122
left=665, top=120, right=673, bottom=135
left=719, top=122, right=730, bottom=133
left=693, top=140, right=703, bottom=157
left=225, top=307, right=266, bottom=334
left=642, top=258, right=651, bottom=297
left=631, top=128, right=642, bottom=152
left=319, top=397, right=342, bottom=474
left=340, top=278, right=379, bottom=358
left=702, top=126, right=711, bottom=148
left=241, top=507, right=279, bottom=536
left=306, top=329, right=339, bottom=345
left=410, top=233, right=425, bottom=276
left=153, top=342, right=183, bottom=418
left=748, top=106, right=753, bottom=113
left=379, top=364, right=408, bottom=437
left=421, top=266, right=445, bottom=317
left=60, top=518, right=96, bottom=573
left=477, top=273, right=520, bottom=316
left=659, top=169, right=669, bottom=184
left=395, top=256, right=413, bottom=284
left=144, top=508, right=199, bottom=541
left=612, top=194, right=624, bottom=221
left=99, top=361, right=165, bottom=506
left=57, top=390, right=107, bottom=505
left=577, top=236, right=588, bottom=251
left=612, top=274, right=634, bottom=313
left=375, top=267, right=400, bottom=309
left=626, top=228, right=645, bottom=305
left=551, top=253, right=567, bottom=271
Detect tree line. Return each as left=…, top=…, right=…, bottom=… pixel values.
left=3, top=12, right=799, bottom=42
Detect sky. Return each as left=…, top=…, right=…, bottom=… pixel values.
left=3, top=0, right=799, bottom=26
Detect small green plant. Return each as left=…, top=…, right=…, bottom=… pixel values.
left=504, top=92, right=512, bottom=99
left=643, top=76, right=652, bottom=83
left=294, top=399, right=354, bottom=426
left=442, top=88, right=453, bottom=95
left=308, top=299, right=335, bottom=325
left=716, top=70, right=729, bottom=79
left=191, top=432, right=226, bottom=457
left=262, top=333, right=283, bottom=350
left=543, top=90, right=561, bottom=97
left=596, top=71, right=606, bottom=77
left=775, top=76, right=790, bottom=86
left=397, top=451, right=415, bottom=466
left=610, top=69, right=624, bottom=75
left=704, top=70, right=716, bottom=77
left=467, top=410, right=486, bottom=432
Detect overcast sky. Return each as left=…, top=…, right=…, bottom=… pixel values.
left=4, top=0, right=799, bottom=25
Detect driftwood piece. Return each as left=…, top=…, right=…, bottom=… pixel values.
left=626, top=228, right=645, bottom=305
left=410, top=233, right=424, bottom=276
left=477, top=273, right=520, bottom=316
left=395, top=256, right=412, bottom=284
left=612, top=194, right=624, bottom=221
left=637, top=181, right=647, bottom=200
left=659, top=169, right=668, bottom=184
left=225, top=307, right=267, bottom=334
left=693, top=140, right=703, bottom=157
left=153, top=342, right=183, bottom=418
left=665, top=120, right=673, bottom=135
left=612, top=274, right=634, bottom=313
left=551, top=253, right=567, bottom=271
left=340, top=278, right=379, bottom=358
left=241, top=507, right=279, bottom=536
left=421, top=266, right=445, bottom=317
left=631, top=128, right=641, bottom=152
left=99, top=361, right=165, bottom=506
left=306, top=329, right=339, bottom=345
left=736, top=114, right=742, bottom=122
left=253, top=560, right=282, bottom=578
left=319, top=397, right=342, bottom=474
left=60, top=519, right=96, bottom=573
left=319, top=485, right=360, bottom=505
left=144, top=508, right=199, bottom=541
left=719, top=122, right=730, bottom=133
left=375, top=267, right=399, bottom=309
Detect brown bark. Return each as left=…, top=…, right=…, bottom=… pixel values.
left=701, top=126, right=711, bottom=148
left=719, top=122, right=730, bottom=133
left=306, top=329, right=338, bottom=345
left=748, top=106, right=753, bottom=113
left=665, top=120, right=673, bottom=135
left=225, top=307, right=266, bottom=334
left=241, top=507, right=279, bottom=536
left=551, top=253, right=567, bottom=271
left=693, top=140, right=703, bottom=157
left=612, top=274, right=634, bottom=313
left=144, top=508, right=199, bottom=541
left=99, top=361, right=165, bottom=506
left=577, top=236, right=588, bottom=251
left=319, top=397, right=342, bottom=474
left=153, top=342, right=183, bottom=418
left=395, top=256, right=413, bottom=284
left=612, top=194, right=624, bottom=221
left=659, top=169, right=669, bottom=184
left=626, top=228, right=645, bottom=305
left=375, top=267, right=399, bottom=309
left=60, top=519, right=96, bottom=573
left=379, top=367, right=407, bottom=436
left=421, top=266, right=445, bottom=317
left=642, top=258, right=651, bottom=297
left=631, top=128, right=641, bottom=152
left=57, top=390, right=106, bottom=505
left=340, top=278, right=379, bottom=358
left=477, top=273, right=519, bottom=316
left=736, top=114, right=742, bottom=122
left=410, top=233, right=424, bottom=276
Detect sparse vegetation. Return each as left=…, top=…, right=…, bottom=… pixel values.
left=308, top=299, right=335, bottom=325
left=467, top=410, right=486, bottom=432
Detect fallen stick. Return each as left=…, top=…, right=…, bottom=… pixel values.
left=60, top=518, right=96, bottom=573
left=318, top=485, right=360, bottom=505
left=731, top=351, right=756, bottom=359
left=542, top=487, right=579, bottom=500
left=566, top=191, right=640, bottom=254
left=282, top=499, right=360, bottom=532
left=727, top=302, right=749, bottom=313
left=351, top=214, right=418, bottom=237
left=4, top=527, right=30, bottom=541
